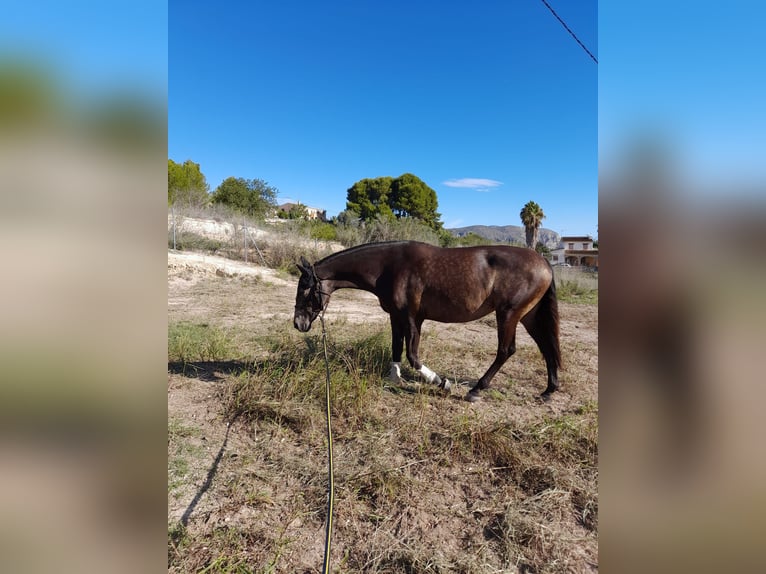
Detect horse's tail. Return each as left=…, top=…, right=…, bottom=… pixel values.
left=543, top=275, right=562, bottom=370
left=522, top=271, right=562, bottom=373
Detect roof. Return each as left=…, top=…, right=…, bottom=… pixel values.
left=561, top=236, right=593, bottom=242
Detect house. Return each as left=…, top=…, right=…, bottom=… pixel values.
left=550, top=235, right=598, bottom=269
left=277, top=202, right=327, bottom=221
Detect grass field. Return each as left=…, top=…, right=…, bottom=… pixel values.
left=168, top=234, right=598, bottom=573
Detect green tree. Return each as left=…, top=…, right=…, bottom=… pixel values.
left=345, top=173, right=442, bottom=230
left=346, top=177, right=394, bottom=222
left=390, top=173, right=442, bottom=230
left=520, top=200, right=546, bottom=249
left=168, top=159, right=210, bottom=206
left=287, top=202, right=309, bottom=220
left=535, top=242, right=551, bottom=258
left=211, top=177, right=278, bottom=218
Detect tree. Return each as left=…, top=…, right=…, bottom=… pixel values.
left=168, top=159, right=210, bottom=207
left=285, top=202, right=309, bottom=220
left=334, top=209, right=361, bottom=227
left=346, top=177, right=395, bottom=222
left=390, top=173, right=442, bottom=230
left=520, top=200, right=546, bottom=249
left=211, top=177, right=278, bottom=218
left=345, top=173, right=442, bottom=230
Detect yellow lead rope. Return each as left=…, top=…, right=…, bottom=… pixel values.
left=319, top=312, right=334, bottom=574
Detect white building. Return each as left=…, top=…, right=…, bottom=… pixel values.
left=277, top=202, right=327, bottom=221
left=550, top=235, right=598, bottom=269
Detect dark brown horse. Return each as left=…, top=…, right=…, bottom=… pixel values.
left=293, top=240, right=561, bottom=402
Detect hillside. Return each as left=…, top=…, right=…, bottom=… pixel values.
left=448, top=224, right=561, bottom=248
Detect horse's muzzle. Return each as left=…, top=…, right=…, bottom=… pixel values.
left=294, top=315, right=312, bottom=332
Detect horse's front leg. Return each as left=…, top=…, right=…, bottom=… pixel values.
left=404, top=315, right=449, bottom=389
left=389, top=315, right=405, bottom=384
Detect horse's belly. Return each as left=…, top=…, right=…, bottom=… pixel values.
left=424, top=299, right=494, bottom=323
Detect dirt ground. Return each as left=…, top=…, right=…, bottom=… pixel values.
left=168, top=249, right=598, bottom=572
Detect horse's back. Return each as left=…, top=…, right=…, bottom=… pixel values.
left=399, top=242, right=550, bottom=280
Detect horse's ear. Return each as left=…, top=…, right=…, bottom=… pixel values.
left=297, top=256, right=312, bottom=276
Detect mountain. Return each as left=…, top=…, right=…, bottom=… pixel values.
left=448, top=225, right=561, bottom=249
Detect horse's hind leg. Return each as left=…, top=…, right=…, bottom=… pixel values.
left=467, top=307, right=519, bottom=402
left=520, top=287, right=561, bottom=399
left=521, top=312, right=560, bottom=398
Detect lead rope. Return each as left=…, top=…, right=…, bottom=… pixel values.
left=319, top=310, right=335, bottom=574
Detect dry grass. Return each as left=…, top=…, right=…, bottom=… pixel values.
left=552, top=268, right=598, bottom=305
left=167, top=221, right=598, bottom=573
left=168, top=312, right=597, bottom=573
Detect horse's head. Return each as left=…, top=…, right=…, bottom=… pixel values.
left=293, top=256, right=326, bottom=332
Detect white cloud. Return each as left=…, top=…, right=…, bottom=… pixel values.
left=442, top=178, right=503, bottom=190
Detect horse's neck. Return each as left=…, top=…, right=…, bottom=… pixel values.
left=317, top=251, right=380, bottom=294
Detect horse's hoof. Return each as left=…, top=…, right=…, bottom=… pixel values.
left=465, top=392, right=481, bottom=403
left=389, top=363, right=403, bottom=385
left=540, top=392, right=553, bottom=403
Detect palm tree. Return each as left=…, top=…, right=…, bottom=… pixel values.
left=519, top=201, right=545, bottom=249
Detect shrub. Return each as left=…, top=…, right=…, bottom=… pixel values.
left=168, top=230, right=224, bottom=253
left=168, top=323, right=232, bottom=363
left=556, top=279, right=598, bottom=304
left=308, top=221, right=337, bottom=242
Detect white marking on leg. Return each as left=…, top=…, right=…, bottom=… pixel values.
left=389, top=362, right=402, bottom=383
left=418, top=364, right=441, bottom=386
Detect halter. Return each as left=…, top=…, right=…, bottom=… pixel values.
left=310, top=267, right=329, bottom=312
left=294, top=264, right=329, bottom=321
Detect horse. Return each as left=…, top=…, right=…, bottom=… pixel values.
left=293, top=240, right=561, bottom=402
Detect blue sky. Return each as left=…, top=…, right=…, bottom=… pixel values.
left=169, top=1, right=597, bottom=236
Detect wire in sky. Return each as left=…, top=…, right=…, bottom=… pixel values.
left=539, top=0, right=598, bottom=64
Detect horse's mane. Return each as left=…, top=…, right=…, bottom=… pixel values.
left=316, top=240, right=419, bottom=266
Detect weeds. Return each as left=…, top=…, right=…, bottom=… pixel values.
left=259, top=234, right=333, bottom=275
left=168, top=419, right=205, bottom=499
left=218, top=327, right=390, bottom=435
left=168, top=322, right=232, bottom=363
left=491, top=490, right=578, bottom=573
left=556, top=279, right=598, bottom=304
left=553, top=267, right=598, bottom=305
left=169, top=230, right=225, bottom=253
